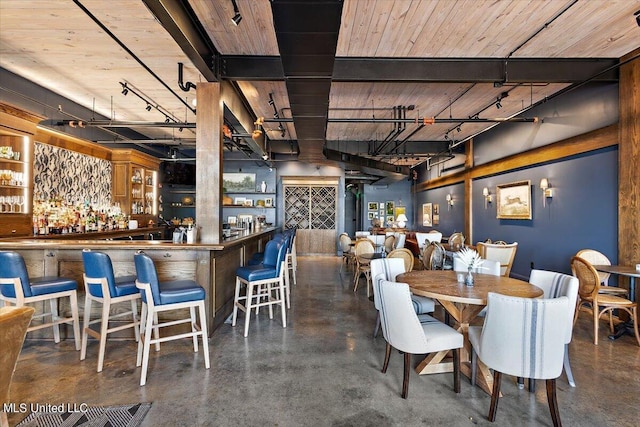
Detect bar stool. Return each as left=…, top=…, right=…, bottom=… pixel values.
left=232, top=239, right=288, bottom=337
left=134, top=251, right=209, bottom=386
left=80, top=249, right=141, bottom=372
left=0, top=251, right=80, bottom=349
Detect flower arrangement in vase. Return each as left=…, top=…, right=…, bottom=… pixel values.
left=456, top=247, right=484, bottom=287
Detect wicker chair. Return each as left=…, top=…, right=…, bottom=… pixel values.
left=421, top=242, right=446, bottom=270
left=575, top=249, right=628, bottom=296
left=387, top=248, right=415, bottom=272
left=353, top=239, right=375, bottom=296
left=339, top=233, right=355, bottom=272
left=384, top=234, right=396, bottom=254
left=570, top=256, right=639, bottom=346
left=448, top=232, right=465, bottom=251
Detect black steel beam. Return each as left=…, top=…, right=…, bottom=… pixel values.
left=220, top=56, right=619, bottom=82
left=142, top=0, right=219, bottom=82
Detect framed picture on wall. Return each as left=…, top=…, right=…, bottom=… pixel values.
left=223, top=173, right=257, bottom=192
left=433, top=203, right=440, bottom=225
left=368, top=202, right=379, bottom=211
left=265, top=197, right=273, bottom=207
left=379, top=210, right=385, bottom=218
left=496, top=180, right=532, bottom=220
left=233, top=197, right=246, bottom=205
left=386, top=215, right=394, bottom=224
left=422, top=203, right=433, bottom=227
left=395, top=206, right=406, bottom=217
left=386, top=201, right=395, bottom=215
left=368, top=212, right=376, bottom=220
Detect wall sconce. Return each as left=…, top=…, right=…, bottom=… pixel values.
left=482, top=187, right=492, bottom=209
left=540, top=178, right=553, bottom=207
left=446, top=193, right=454, bottom=210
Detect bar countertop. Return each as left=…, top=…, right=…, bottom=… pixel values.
left=0, top=226, right=278, bottom=250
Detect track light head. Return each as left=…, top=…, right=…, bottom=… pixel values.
left=496, top=101, right=502, bottom=109
left=121, top=87, right=128, bottom=96
left=145, top=104, right=152, bottom=111
left=456, top=126, right=461, bottom=132
left=165, top=117, right=170, bottom=123
left=231, top=13, right=242, bottom=26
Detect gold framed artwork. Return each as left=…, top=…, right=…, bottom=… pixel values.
left=422, top=203, right=433, bottom=226
left=368, top=202, right=379, bottom=211
left=433, top=203, right=440, bottom=225
left=395, top=206, right=406, bottom=217
left=385, top=201, right=395, bottom=215
left=496, top=180, right=532, bottom=220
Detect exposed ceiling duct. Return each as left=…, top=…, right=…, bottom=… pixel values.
left=271, top=0, right=343, bottom=164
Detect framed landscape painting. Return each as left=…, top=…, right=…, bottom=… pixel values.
left=496, top=180, right=532, bottom=220
left=223, top=173, right=256, bottom=193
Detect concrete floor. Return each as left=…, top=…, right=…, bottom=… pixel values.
left=7, top=256, right=640, bottom=427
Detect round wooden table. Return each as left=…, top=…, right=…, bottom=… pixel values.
left=396, top=270, right=543, bottom=395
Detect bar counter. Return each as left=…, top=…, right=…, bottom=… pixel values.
left=0, top=226, right=278, bottom=335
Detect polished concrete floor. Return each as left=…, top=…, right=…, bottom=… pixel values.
left=8, top=256, right=640, bottom=427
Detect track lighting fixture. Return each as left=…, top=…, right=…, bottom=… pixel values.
left=121, top=83, right=129, bottom=96
left=165, top=117, right=170, bottom=123
left=145, top=104, right=152, bottom=111
left=496, top=98, right=502, bottom=109
left=444, top=133, right=449, bottom=140
left=456, top=126, right=461, bottom=132
left=230, top=0, right=242, bottom=26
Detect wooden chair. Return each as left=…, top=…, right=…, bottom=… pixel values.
left=575, top=249, right=628, bottom=296
left=387, top=248, right=414, bottom=272
left=476, top=242, right=518, bottom=276
left=353, top=239, right=375, bottom=296
left=570, top=256, right=639, bottom=346
left=421, top=242, right=445, bottom=270
left=383, top=234, right=396, bottom=254
left=0, top=306, right=34, bottom=427
left=339, top=233, right=355, bottom=272
left=448, top=232, right=465, bottom=251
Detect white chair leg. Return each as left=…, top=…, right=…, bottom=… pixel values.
left=97, top=299, right=110, bottom=372
left=199, top=302, right=210, bottom=369
left=80, top=295, right=92, bottom=361
left=139, top=307, right=154, bottom=386
left=136, top=303, right=147, bottom=367
left=232, top=277, right=242, bottom=327
left=190, top=306, right=198, bottom=352
left=284, top=267, right=291, bottom=309
left=279, top=280, right=287, bottom=328
left=244, top=282, right=254, bottom=337
left=153, top=312, right=160, bottom=351
left=564, top=344, right=576, bottom=387
left=69, top=291, right=81, bottom=350
left=50, top=298, right=61, bottom=343
left=131, top=299, right=140, bottom=342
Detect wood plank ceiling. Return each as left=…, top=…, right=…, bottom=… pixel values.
left=1, top=0, right=639, bottom=176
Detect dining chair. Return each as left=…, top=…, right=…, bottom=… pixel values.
left=383, top=234, right=396, bottom=254
left=386, top=248, right=414, bottom=272
left=453, top=257, right=501, bottom=276
left=526, top=269, right=579, bottom=388
left=448, top=232, right=465, bottom=251
left=233, top=239, right=288, bottom=337
left=415, top=231, right=442, bottom=249
left=80, top=249, right=141, bottom=372
left=394, top=233, right=406, bottom=249
left=286, top=229, right=297, bottom=285
left=575, top=249, right=628, bottom=296
left=422, top=242, right=446, bottom=270
left=476, top=242, right=518, bottom=276
left=0, top=251, right=80, bottom=350
left=570, top=256, right=640, bottom=346
left=370, top=258, right=435, bottom=338
left=134, top=251, right=210, bottom=386
left=0, top=306, right=34, bottom=427
left=339, top=233, right=355, bottom=273
left=353, top=239, right=375, bottom=296
left=378, top=279, right=462, bottom=398
left=468, top=293, right=570, bottom=426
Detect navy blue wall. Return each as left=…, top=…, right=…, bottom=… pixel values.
left=363, top=180, right=413, bottom=229
left=473, top=147, right=618, bottom=279
left=415, top=182, right=465, bottom=237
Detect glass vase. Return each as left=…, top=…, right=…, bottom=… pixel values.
left=465, top=268, right=474, bottom=287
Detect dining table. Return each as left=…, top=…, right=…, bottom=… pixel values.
left=395, top=269, right=543, bottom=395
left=592, top=264, right=640, bottom=340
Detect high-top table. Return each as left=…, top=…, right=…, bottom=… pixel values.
left=396, top=270, right=543, bottom=395
left=592, top=264, right=640, bottom=340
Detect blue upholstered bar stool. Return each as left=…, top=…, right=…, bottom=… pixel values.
left=247, top=233, right=284, bottom=266
left=80, top=249, right=141, bottom=372
left=232, top=239, right=288, bottom=337
left=0, top=251, right=80, bottom=349
left=134, top=251, right=209, bottom=386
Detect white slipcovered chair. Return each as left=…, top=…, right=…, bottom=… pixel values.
left=370, top=258, right=435, bottom=337
left=378, top=279, right=462, bottom=399
left=415, top=231, right=442, bottom=249
left=468, top=293, right=570, bottom=426
left=526, top=269, right=579, bottom=388
left=394, top=233, right=406, bottom=249
left=453, top=257, right=501, bottom=276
